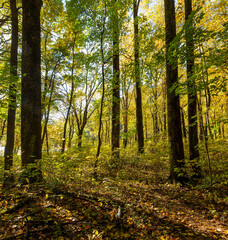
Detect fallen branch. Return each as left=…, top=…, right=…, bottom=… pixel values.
left=1, top=197, right=35, bottom=215
left=1, top=227, right=50, bottom=240
left=51, top=187, right=125, bottom=212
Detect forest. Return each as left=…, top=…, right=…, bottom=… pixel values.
left=0, top=0, right=227, bottom=239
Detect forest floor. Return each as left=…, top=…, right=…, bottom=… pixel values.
left=0, top=140, right=228, bottom=239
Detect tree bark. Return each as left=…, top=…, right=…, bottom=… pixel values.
left=180, top=106, right=187, bottom=141
left=68, top=114, right=75, bottom=149
left=185, top=0, right=201, bottom=179
left=162, top=79, right=167, bottom=131
left=122, top=76, right=130, bottom=148
left=153, top=78, right=159, bottom=135
left=164, top=0, right=186, bottom=184
left=134, top=0, right=144, bottom=153
left=111, top=0, right=120, bottom=159
left=21, top=0, right=42, bottom=168
left=4, top=0, right=18, bottom=171
left=123, top=102, right=128, bottom=148
left=0, top=120, right=6, bottom=142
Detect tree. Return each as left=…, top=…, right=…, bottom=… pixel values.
left=121, top=67, right=132, bottom=148
left=71, top=50, right=99, bottom=148
left=184, top=0, right=201, bottom=179
left=111, top=0, right=120, bottom=159
left=61, top=32, right=76, bottom=153
left=41, top=0, right=65, bottom=154
left=94, top=1, right=107, bottom=179
left=133, top=0, right=144, bottom=153
left=21, top=0, right=42, bottom=181
left=164, top=0, right=186, bottom=184
left=4, top=0, right=18, bottom=172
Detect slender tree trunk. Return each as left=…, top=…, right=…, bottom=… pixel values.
left=162, top=79, right=167, bottom=131
left=61, top=34, right=76, bottom=153
left=42, top=72, right=55, bottom=146
left=164, top=0, right=186, bottom=184
left=4, top=0, right=18, bottom=172
left=222, top=124, right=225, bottom=138
left=78, top=128, right=84, bottom=147
left=134, top=0, right=144, bottom=153
left=21, top=0, right=42, bottom=166
left=159, top=115, right=163, bottom=132
left=111, top=0, right=120, bottom=159
left=144, top=115, right=148, bottom=139
left=0, top=120, right=6, bottom=142
left=154, top=111, right=159, bottom=134
left=105, top=120, right=108, bottom=143
left=180, top=106, right=187, bottom=141
left=42, top=33, right=49, bottom=119
left=94, top=3, right=107, bottom=180
left=153, top=80, right=159, bottom=135
left=45, top=128, right=49, bottom=154
left=123, top=89, right=128, bottom=148
left=68, top=114, right=74, bottom=149
left=3, top=0, right=18, bottom=187
left=61, top=89, right=74, bottom=153
left=204, top=89, right=213, bottom=139
left=197, top=92, right=204, bottom=140
left=68, top=115, right=72, bottom=149
left=198, top=42, right=213, bottom=139
left=123, top=110, right=128, bottom=148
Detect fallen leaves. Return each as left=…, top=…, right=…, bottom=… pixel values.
left=0, top=178, right=227, bottom=239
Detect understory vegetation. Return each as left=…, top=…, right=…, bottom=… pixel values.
left=1, top=139, right=227, bottom=239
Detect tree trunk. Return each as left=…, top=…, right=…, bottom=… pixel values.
left=153, top=80, right=159, bottom=135
left=4, top=0, right=18, bottom=171
left=94, top=3, right=107, bottom=180
left=105, top=120, right=108, bottom=143
left=185, top=0, right=201, bottom=179
left=123, top=87, right=129, bottom=148
left=123, top=110, right=128, bottom=148
left=111, top=0, right=120, bottom=159
left=162, top=79, right=167, bottom=131
left=61, top=33, right=76, bottom=153
left=197, top=92, right=204, bottom=141
left=45, top=128, right=49, bottom=154
left=21, top=0, right=42, bottom=164
left=180, top=107, right=187, bottom=141
left=144, top=115, right=148, bottom=140
left=78, top=128, right=83, bottom=147
left=21, top=0, right=42, bottom=182
left=198, top=41, right=213, bottom=139
left=134, top=0, right=144, bottom=153
left=0, top=120, right=6, bottom=142
left=164, top=0, right=186, bottom=184
left=41, top=71, right=55, bottom=147
left=68, top=115, right=74, bottom=149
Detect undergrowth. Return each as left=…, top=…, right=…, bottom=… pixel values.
left=0, top=139, right=227, bottom=239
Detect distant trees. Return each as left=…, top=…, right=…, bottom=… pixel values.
left=61, top=33, right=76, bottom=153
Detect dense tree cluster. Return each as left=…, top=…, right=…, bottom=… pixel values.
left=0, top=0, right=227, bottom=185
